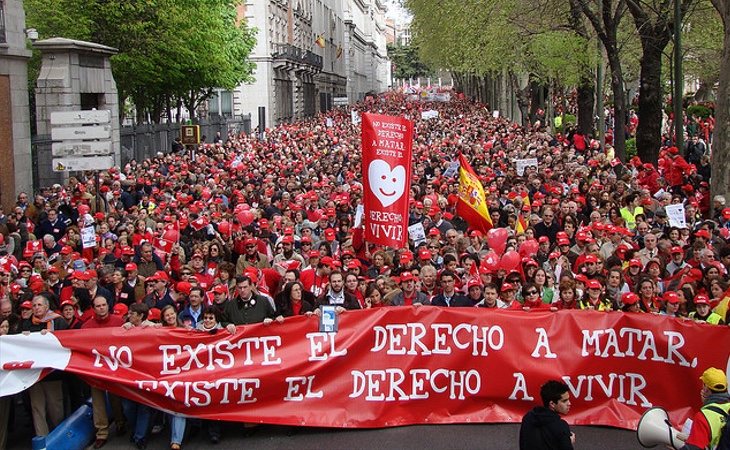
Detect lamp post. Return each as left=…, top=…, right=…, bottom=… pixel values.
left=673, top=0, right=683, bottom=153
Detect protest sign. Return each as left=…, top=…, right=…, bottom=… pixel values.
left=362, top=113, right=413, bottom=248
left=1, top=309, right=726, bottom=430
left=515, top=158, right=539, bottom=176
left=665, top=204, right=687, bottom=229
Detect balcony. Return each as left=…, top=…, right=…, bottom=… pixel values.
left=271, top=43, right=323, bottom=73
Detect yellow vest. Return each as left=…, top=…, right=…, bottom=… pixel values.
left=701, top=402, right=730, bottom=449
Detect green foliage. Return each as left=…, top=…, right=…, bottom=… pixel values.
left=626, top=138, right=637, bottom=159
left=387, top=43, right=432, bottom=80
left=25, top=0, right=256, bottom=122
left=687, top=104, right=712, bottom=118
left=683, top=0, right=722, bottom=89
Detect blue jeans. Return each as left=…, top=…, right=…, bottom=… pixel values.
left=122, top=399, right=151, bottom=443
left=170, top=414, right=186, bottom=445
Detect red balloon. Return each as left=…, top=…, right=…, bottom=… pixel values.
left=237, top=210, right=254, bottom=226
left=499, top=250, right=521, bottom=271
left=482, top=250, right=500, bottom=271
left=519, top=239, right=539, bottom=258
left=487, top=228, right=509, bottom=256
left=218, top=221, right=231, bottom=236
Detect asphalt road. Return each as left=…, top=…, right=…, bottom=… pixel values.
left=8, top=420, right=642, bottom=450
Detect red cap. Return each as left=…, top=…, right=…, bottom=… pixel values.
left=213, top=284, right=228, bottom=294
left=670, top=246, right=684, bottom=254
left=259, top=218, right=269, bottom=229
left=324, top=228, right=336, bottom=241
left=125, top=263, right=138, bottom=272
left=622, top=292, right=639, bottom=305
left=500, top=282, right=515, bottom=292
left=466, top=278, right=482, bottom=290
left=584, top=254, right=598, bottom=264
left=122, top=246, right=135, bottom=256
left=309, top=250, right=320, bottom=258
left=548, top=251, right=560, bottom=260
left=148, top=308, right=161, bottom=321
left=663, top=292, right=680, bottom=304
left=399, top=251, right=414, bottom=263
left=60, top=246, right=73, bottom=255
left=695, top=229, right=711, bottom=239
left=586, top=279, right=602, bottom=290
left=723, top=208, right=730, bottom=220
left=470, top=230, right=483, bottom=238
left=300, top=236, right=312, bottom=244
left=21, top=300, right=33, bottom=309
left=60, top=299, right=76, bottom=309
left=113, top=303, right=128, bottom=316
left=428, top=228, right=441, bottom=237
left=399, top=272, right=416, bottom=282
left=575, top=274, right=589, bottom=284
left=538, top=236, right=550, bottom=244
left=629, top=259, right=643, bottom=268
left=281, top=235, right=294, bottom=244
left=558, top=238, right=571, bottom=246
left=418, top=248, right=432, bottom=260
left=176, top=281, right=192, bottom=296
left=148, top=271, right=169, bottom=282
left=47, top=266, right=60, bottom=274
left=320, top=256, right=335, bottom=267
left=694, top=294, right=710, bottom=305
left=245, top=238, right=258, bottom=246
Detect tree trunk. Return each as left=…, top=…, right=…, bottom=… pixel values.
left=576, top=74, right=595, bottom=136
left=710, top=0, right=730, bottom=215
left=635, top=42, right=665, bottom=164
left=607, top=52, right=627, bottom=162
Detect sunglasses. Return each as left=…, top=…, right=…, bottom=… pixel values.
left=525, top=290, right=538, bottom=296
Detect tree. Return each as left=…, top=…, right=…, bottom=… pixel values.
left=625, top=0, right=695, bottom=164
left=710, top=0, right=730, bottom=212
left=683, top=0, right=722, bottom=100
left=387, top=43, right=431, bottom=81
left=25, top=0, right=256, bottom=123
left=572, top=0, right=629, bottom=162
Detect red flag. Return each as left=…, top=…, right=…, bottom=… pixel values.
left=361, top=113, right=413, bottom=249
left=456, top=154, right=493, bottom=233
left=190, top=216, right=209, bottom=231
left=23, top=240, right=43, bottom=259
left=154, top=238, right=175, bottom=254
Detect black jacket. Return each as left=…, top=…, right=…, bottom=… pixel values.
left=519, top=406, right=573, bottom=450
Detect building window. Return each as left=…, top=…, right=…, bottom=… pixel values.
left=209, top=90, right=233, bottom=118
left=0, top=1, right=6, bottom=44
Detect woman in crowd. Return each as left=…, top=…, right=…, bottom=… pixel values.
left=159, top=305, right=186, bottom=449
left=275, top=281, right=315, bottom=317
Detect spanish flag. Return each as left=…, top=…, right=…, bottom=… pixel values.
left=516, top=214, right=527, bottom=234
left=315, top=35, right=325, bottom=48
left=456, top=153, right=493, bottom=233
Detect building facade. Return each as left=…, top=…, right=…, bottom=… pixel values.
left=224, top=0, right=390, bottom=129
left=0, top=0, right=32, bottom=210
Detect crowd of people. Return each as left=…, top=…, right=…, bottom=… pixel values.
left=0, top=90, right=729, bottom=449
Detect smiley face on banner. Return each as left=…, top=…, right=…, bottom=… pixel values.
left=368, top=160, right=406, bottom=207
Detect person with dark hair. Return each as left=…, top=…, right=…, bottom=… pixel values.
left=431, top=271, right=471, bottom=307
left=224, top=275, right=278, bottom=333
left=275, top=281, right=315, bottom=316
left=519, top=380, right=575, bottom=449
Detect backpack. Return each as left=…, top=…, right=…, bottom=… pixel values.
left=704, top=404, right=730, bottom=450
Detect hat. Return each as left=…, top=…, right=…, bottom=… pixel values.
left=308, top=250, right=320, bottom=259
left=324, top=228, right=336, bottom=241
left=466, top=278, right=482, bottom=290
left=21, top=300, right=33, bottom=310
left=213, top=284, right=228, bottom=294
left=428, top=228, right=441, bottom=237
left=622, top=292, right=639, bottom=305
left=538, top=236, right=550, bottom=244
left=47, top=266, right=60, bottom=274
left=281, top=235, right=294, bottom=244
left=148, top=308, right=161, bottom=321
left=586, top=279, right=602, bottom=290
left=418, top=248, right=432, bottom=260
left=399, top=251, right=414, bottom=264
left=558, top=238, right=571, bottom=246
left=149, top=271, right=169, bottom=282
left=258, top=218, right=269, bottom=229
left=670, top=246, right=684, bottom=254
left=60, top=299, right=76, bottom=309
left=191, top=252, right=204, bottom=260
left=125, top=263, right=138, bottom=272
left=300, top=236, right=312, bottom=244
left=320, top=256, right=335, bottom=268
left=500, top=282, right=515, bottom=292
left=548, top=251, right=560, bottom=260
left=121, top=246, right=135, bottom=256
left=700, top=367, right=728, bottom=392
left=575, top=274, right=589, bottom=284
left=663, top=292, right=680, bottom=304
left=346, top=260, right=360, bottom=270
left=176, top=281, right=192, bottom=296
left=629, top=259, right=643, bottom=268
left=470, top=230, right=483, bottom=238
left=60, top=246, right=73, bottom=255
left=695, top=229, right=711, bottom=239
left=694, top=294, right=710, bottom=305
left=584, top=254, right=598, bottom=264
left=400, top=272, right=416, bottom=283
left=723, top=208, right=730, bottom=220
left=113, top=303, right=128, bottom=316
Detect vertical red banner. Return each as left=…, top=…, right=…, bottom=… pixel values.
left=361, top=113, right=413, bottom=248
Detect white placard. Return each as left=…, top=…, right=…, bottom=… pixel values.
left=653, top=188, right=667, bottom=200
left=408, top=222, right=427, bottom=246
left=421, top=110, right=439, bottom=120
left=665, top=203, right=687, bottom=229
left=326, top=117, right=334, bottom=128
left=443, top=161, right=460, bottom=179
left=52, top=155, right=114, bottom=172
left=51, top=125, right=112, bottom=141
left=515, top=158, right=539, bottom=176
left=52, top=140, right=113, bottom=157
left=333, top=97, right=349, bottom=106
left=350, top=110, right=360, bottom=125
left=81, top=226, right=97, bottom=249
left=492, top=110, right=500, bottom=118
left=50, top=110, right=111, bottom=125
left=354, top=204, right=364, bottom=228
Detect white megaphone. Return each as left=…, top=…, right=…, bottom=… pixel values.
left=637, top=407, right=686, bottom=449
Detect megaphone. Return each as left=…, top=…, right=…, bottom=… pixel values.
left=636, top=407, right=686, bottom=449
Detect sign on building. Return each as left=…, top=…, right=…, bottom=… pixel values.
left=51, top=110, right=114, bottom=172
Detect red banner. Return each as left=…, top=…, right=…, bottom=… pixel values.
left=1, top=309, right=727, bottom=429
left=362, top=113, right=413, bottom=249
